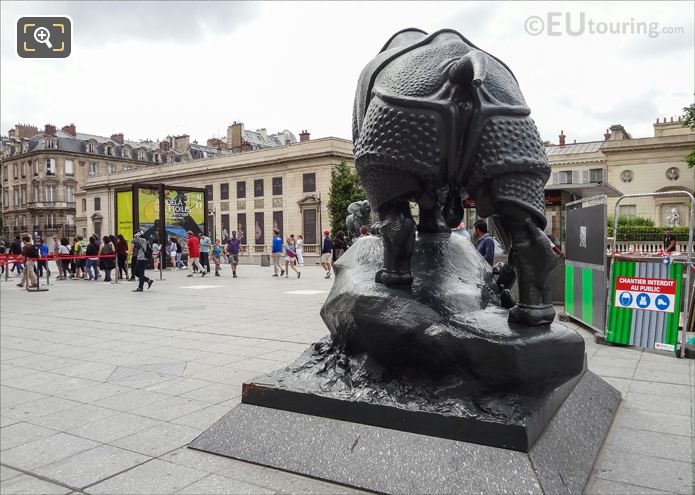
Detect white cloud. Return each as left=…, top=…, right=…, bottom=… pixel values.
left=1, top=1, right=692, bottom=146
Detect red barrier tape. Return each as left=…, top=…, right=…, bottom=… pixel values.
left=0, top=253, right=116, bottom=267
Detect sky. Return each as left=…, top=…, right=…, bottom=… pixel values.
left=1, top=1, right=693, bottom=146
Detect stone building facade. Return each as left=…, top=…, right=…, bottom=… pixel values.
left=79, top=137, right=353, bottom=260
left=543, top=118, right=694, bottom=241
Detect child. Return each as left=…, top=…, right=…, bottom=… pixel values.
left=284, top=237, right=300, bottom=279
left=212, top=239, right=223, bottom=276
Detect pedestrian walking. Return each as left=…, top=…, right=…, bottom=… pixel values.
left=115, top=234, right=129, bottom=280
left=224, top=231, right=242, bottom=278
left=10, top=236, right=23, bottom=276
left=175, top=237, right=183, bottom=269
left=131, top=231, right=154, bottom=292
left=474, top=220, right=495, bottom=266
left=199, top=233, right=212, bottom=273
left=17, top=235, right=38, bottom=288
left=295, top=234, right=304, bottom=266
left=0, top=241, right=5, bottom=277
left=212, top=239, right=223, bottom=276
left=186, top=231, right=205, bottom=277
left=51, top=235, right=61, bottom=277
left=321, top=230, right=333, bottom=278
left=272, top=229, right=284, bottom=277
left=284, top=237, right=300, bottom=278
left=76, top=236, right=88, bottom=279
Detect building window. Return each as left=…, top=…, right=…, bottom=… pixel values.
left=65, top=214, right=75, bottom=226
left=46, top=138, right=56, bottom=149
left=81, top=198, right=87, bottom=212
left=33, top=160, right=38, bottom=176
left=105, top=146, right=112, bottom=156
left=303, top=208, right=317, bottom=244
left=87, top=142, right=96, bottom=153
left=220, top=183, right=229, bottom=200
left=205, top=185, right=213, bottom=202
left=20, top=215, right=26, bottom=227
left=303, top=173, right=316, bottom=192
left=13, top=188, right=18, bottom=207
left=107, top=163, right=115, bottom=174
left=272, top=177, right=283, bottom=196
left=138, top=149, right=145, bottom=160
left=89, top=162, right=97, bottom=176
left=20, top=187, right=26, bottom=206
left=618, top=205, right=637, bottom=219
left=45, top=185, right=56, bottom=202
left=13, top=164, right=18, bottom=179
left=558, top=171, right=573, bottom=184
left=46, top=214, right=56, bottom=228
left=3, top=165, right=7, bottom=181
left=33, top=185, right=39, bottom=202
left=589, top=168, right=604, bottom=183
left=237, top=181, right=246, bottom=199
left=254, top=179, right=264, bottom=197
left=66, top=186, right=74, bottom=203
left=94, top=197, right=101, bottom=211
left=2, top=189, right=8, bottom=208
left=21, top=162, right=26, bottom=178
left=45, top=158, right=56, bottom=176
left=65, top=160, right=74, bottom=176
left=122, top=148, right=130, bottom=159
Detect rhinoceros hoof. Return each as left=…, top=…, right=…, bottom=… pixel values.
left=509, top=303, right=556, bottom=326
left=375, top=269, right=413, bottom=287
left=320, top=234, right=584, bottom=396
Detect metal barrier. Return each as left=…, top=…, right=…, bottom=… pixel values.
left=564, top=195, right=608, bottom=333
left=607, top=191, right=694, bottom=358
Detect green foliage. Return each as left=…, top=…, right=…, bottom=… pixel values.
left=682, top=103, right=695, bottom=173
left=607, top=216, right=655, bottom=227
left=327, top=158, right=365, bottom=234
left=607, top=225, right=689, bottom=240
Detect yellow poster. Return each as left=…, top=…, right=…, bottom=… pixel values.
left=116, top=191, right=133, bottom=243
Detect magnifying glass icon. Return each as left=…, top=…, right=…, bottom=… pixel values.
left=33, top=27, right=53, bottom=49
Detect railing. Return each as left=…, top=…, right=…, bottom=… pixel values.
left=27, top=201, right=76, bottom=209
left=253, top=245, right=266, bottom=254
left=612, top=240, right=690, bottom=254
left=302, top=244, right=319, bottom=254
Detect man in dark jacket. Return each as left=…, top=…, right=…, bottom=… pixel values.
left=474, top=220, right=495, bottom=266
left=321, top=230, right=333, bottom=278
left=131, top=231, right=154, bottom=292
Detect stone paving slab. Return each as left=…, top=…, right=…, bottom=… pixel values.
left=1, top=265, right=693, bottom=494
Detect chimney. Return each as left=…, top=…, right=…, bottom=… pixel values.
left=110, top=132, right=124, bottom=144
left=604, top=128, right=611, bottom=141
left=173, top=134, right=189, bottom=153
left=258, top=128, right=267, bottom=139
left=61, top=123, right=76, bottom=136
left=608, top=124, right=631, bottom=140
left=299, top=130, right=310, bottom=142
left=227, top=122, right=244, bottom=150
left=558, top=130, right=566, bottom=147
left=44, top=124, right=57, bottom=136
left=159, top=140, right=170, bottom=152
left=207, top=138, right=224, bottom=149
left=15, top=124, right=39, bottom=139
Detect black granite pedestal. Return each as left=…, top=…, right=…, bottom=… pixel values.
left=190, top=371, right=620, bottom=494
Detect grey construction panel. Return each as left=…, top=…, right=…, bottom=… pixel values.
left=592, top=266, right=606, bottom=332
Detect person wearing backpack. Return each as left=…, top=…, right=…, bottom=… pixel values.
left=17, top=235, right=38, bottom=288
left=131, top=230, right=153, bottom=292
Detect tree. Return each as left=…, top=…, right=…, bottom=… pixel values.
left=682, top=103, right=695, bottom=176
left=327, top=158, right=365, bottom=234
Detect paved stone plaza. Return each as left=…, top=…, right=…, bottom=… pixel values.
left=0, top=264, right=693, bottom=494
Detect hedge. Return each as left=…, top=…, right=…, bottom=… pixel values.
left=607, top=225, right=690, bottom=241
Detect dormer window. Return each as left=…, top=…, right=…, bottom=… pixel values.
left=22, top=141, right=29, bottom=153
left=154, top=153, right=160, bottom=163
left=138, top=149, right=146, bottom=160
left=105, top=145, right=112, bottom=156
left=123, top=148, right=131, bottom=159
left=46, top=138, right=57, bottom=149
left=87, top=142, right=97, bottom=153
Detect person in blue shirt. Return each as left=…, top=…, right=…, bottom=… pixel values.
left=271, top=229, right=284, bottom=277
left=198, top=233, right=212, bottom=273
left=321, top=230, right=333, bottom=278
left=474, top=220, right=495, bottom=266
left=37, top=238, right=50, bottom=277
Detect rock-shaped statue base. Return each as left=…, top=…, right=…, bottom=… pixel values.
left=320, top=234, right=584, bottom=396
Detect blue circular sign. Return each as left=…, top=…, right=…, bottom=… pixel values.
left=619, top=292, right=633, bottom=306
left=636, top=293, right=651, bottom=309
left=655, top=295, right=670, bottom=311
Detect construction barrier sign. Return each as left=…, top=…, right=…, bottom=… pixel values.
left=614, top=276, right=677, bottom=313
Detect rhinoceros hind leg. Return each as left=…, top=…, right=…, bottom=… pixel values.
left=494, top=203, right=556, bottom=326
left=376, top=200, right=415, bottom=287
left=417, top=207, right=449, bottom=234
